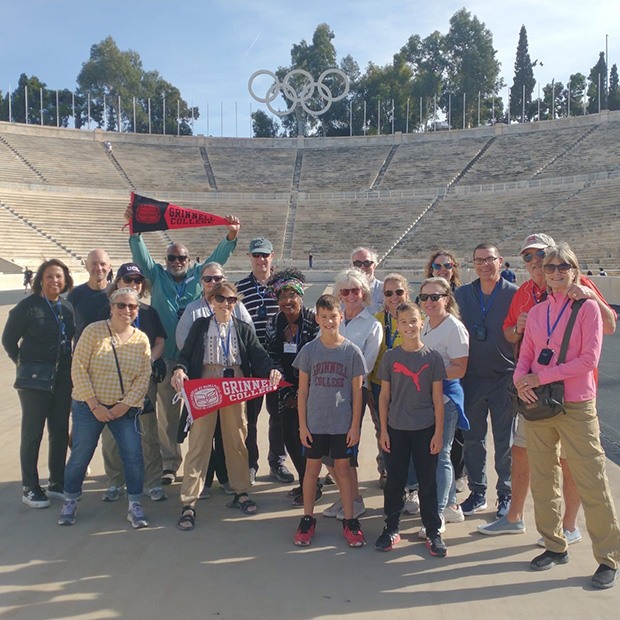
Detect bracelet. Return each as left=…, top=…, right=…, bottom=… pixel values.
left=513, top=325, right=522, bottom=336
left=89, top=403, right=100, bottom=412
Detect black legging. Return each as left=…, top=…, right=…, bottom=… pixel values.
left=204, top=416, right=229, bottom=487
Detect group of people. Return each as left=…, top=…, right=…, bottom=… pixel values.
left=2, top=219, right=619, bottom=589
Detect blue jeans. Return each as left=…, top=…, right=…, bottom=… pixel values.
left=64, top=400, right=144, bottom=501
left=436, top=399, right=459, bottom=514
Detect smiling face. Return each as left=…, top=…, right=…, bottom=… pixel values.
left=431, top=254, right=455, bottom=282
left=473, top=247, right=502, bottom=283
left=201, top=265, right=225, bottom=296
left=110, top=292, right=139, bottom=326
left=419, top=282, right=449, bottom=320
left=41, top=265, right=65, bottom=301
left=249, top=251, right=274, bottom=281
left=165, top=244, right=190, bottom=279
left=316, top=306, right=343, bottom=335
left=351, top=248, right=376, bottom=279
left=383, top=278, right=408, bottom=316
left=278, top=288, right=302, bottom=320
left=521, top=246, right=547, bottom=286
left=544, top=259, right=576, bottom=294
left=339, top=280, right=364, bottom=312
left=86, top=250, right=111, bottom=285
left=396, top=307, right=423, bottom=342
left=209, top=284, right=238, bottom=322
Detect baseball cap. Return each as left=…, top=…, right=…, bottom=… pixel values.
left=116, top=263, right=145, bottom=279
left=249, top=238, right=273, bottom=254
left=520, top=233, right=555, bottom=254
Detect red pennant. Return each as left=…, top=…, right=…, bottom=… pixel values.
left=180, top=377, right=292, bottom=425
left=128, top=192, right=233, bottom=234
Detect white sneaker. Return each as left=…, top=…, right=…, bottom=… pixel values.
left=443, top=504, right=465, bottom=523
left=146, top=486, right=168, bottom=502
left=322, top=498, right=343, bottom=518
left=403, top=489, right=420, bottom=515
left=418, top=516, right=446, bottom=540
left=336, top=496, right=366, bottom=520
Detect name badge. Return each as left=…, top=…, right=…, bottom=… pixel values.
left=283, top=342, right=297, bottom=354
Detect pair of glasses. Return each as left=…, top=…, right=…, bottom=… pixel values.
left=543, top=263, right=573, bottom=274
left=214, top=294, right=238, bottom=304
left=431, top=262, right=454, bottom=270
left=122, top=276, right=144, bottom=284
left=114, top=302, right=139, bottom=311
left=167, top=254, right=188, bottom=263
left=352, top=260, right=374, bottom=268
left=473, top=256, right=499, bottom=265
left=251, top=252, right=270, bottom=259
left=202, top=275, right=224, bottom=283
left=384, top=289, right=405, bottom=297
left=340, top=287, right=360, bottom=296
left=523, top=250, right=546, bottom=263
left=419, top=293, right=448, bottom=302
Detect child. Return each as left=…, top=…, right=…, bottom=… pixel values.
left=376, top=301, right=447, bottom=556
left=292, top=294, right=367, bottom=547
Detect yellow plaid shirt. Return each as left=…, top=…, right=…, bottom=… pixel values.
left=72, top=320, right=151, bottom=408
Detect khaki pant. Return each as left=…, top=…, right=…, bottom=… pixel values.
left=157, top=357, right=183, bottom=472
left=102, top=377, right=163, bottom=490
left=180, top=364, right=250, bottom=507
left=525, top=399, right=620, bottom=569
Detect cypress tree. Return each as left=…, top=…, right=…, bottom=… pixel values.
left=510, top=25, right=535, bottom=121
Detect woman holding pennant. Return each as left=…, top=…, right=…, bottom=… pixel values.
left=171, top=281, right=282, bottom=531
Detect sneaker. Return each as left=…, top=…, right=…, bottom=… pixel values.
left=161, top=470, right=176, bottom=485
left=496, top=495, right=511, bottom=519
left=443, top=504, right=465, bottom=523
left=378, top=471, right=388, bottom=489
left=292, top=485, right=322, bottom=507
left=418, top=516, right=446, bottom=540
left=455, top=476, right=467, bottom=493
left=426, top=533, right=448, bottom=557
left=127, top=503, right=149, bottom=529
left=343, top=518, right=366, bottom=547
left=294, top=515, right=316, bottom=546
left=58, top=499, right=77, bottom=525
left=403, top=489, right=420, bottom=515
left=47, top=483, right=65, bottom=500
left=323, top=498, right=343, bottom=518
left=249, top=468, right=257, bottom=486
left=287, top=485, right=302, bottom=498
left=530, top=550, right=569, bottom=571
left=375, top=527, right=401, bottom=551
left=591, top=563, right=618, bottom=589
left=336, top=496, right=366, bottom=520
left=460, top=491, right=487, bottom=516
left=101, top=485, right=125, bottom=502
left=146, top=486, right=168, bottom=502
left=478, top=514, right=525, bottom=536
left=270, top=465, right=295, bottom=484
left=199, top=485, right=211, bottom=500
left=221, top=481, right=235, bottom=495
left=323, top=472, right=335, bottom=486
left=537, top=526, right=582, bottom=547
left=22, top=486, right=50, bottom=508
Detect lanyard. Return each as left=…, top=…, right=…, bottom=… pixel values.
left=384, top=312, right=399, bottom=349
left=43, top=296, right=67, bottom=343
left=286, top=321, right=301, bottom=345
left=133, top=310, right=140, bottom=330
left=546, top=299, right=571, bottom=345
left=478, top=280, right=500, bottom=323
left=531, top=285, right=548, bottom=306
left=173, top=279, right=186, bottom=304
left=201, top=296, right=213, bottom=316
left=213, top=316, right=232, bottom=365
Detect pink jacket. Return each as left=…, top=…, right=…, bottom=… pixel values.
left=514, top=294, right=602, bottom=402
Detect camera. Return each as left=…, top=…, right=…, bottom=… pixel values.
left=537, top=348, right=554, bottom=366
left=474, top=325, right=487, bottom=341
left=223, top=368, right=234, bottom=378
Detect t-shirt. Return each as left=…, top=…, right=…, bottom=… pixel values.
left=292, top=337, right=367, bottom=434
left=377, top=345, right=446, bottom=431
left=235, top=273, right=279, bottom=347
left=68, top=283, right=110, bottom=343
left=500, top=268, right=516, bottom=283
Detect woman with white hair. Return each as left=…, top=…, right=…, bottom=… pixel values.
left=322, top=267, right=382, bottom=520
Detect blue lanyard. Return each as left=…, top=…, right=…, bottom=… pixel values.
left=385, top=312, right=399, bottom=349
left=478, top=280, right=500, bottom=323
left=213, top=316, right=232, bottom=364
left=43, top=296, right=66, bottom=343
left=531, top=284, right=547, bottom=306
left=287, top=321, right=301, bottom=345
left=546, top=299, right=571, bottom=345
left=201, top=296, right=214, bottom=316
left=173, top=279, right=186, bottom=303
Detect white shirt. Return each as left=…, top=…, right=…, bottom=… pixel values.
left=368, top=277, right=385, bottom=315
left=339, top=308, right=383, bottom=387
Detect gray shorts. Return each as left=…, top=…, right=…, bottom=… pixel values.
left=513, top=412, right=567, bottom=458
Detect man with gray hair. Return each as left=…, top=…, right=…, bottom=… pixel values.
left=350, top=247, right=383, bottom=315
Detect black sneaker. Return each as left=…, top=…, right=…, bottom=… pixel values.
left=270, top=465, right=295, bottom=484
left=161, top=470, right=176, bottom=485
left=591, top=563, right=618, bottom=589
left=426, top=533, right=448, bottom=557
left=530, top=550, right=569, bottom=571
left=47, top=483, right=65, bottom=500
left=375, top=527, right=401, bottom=552
left=460, top=491, right=487, bottom=516
left=22, top=486, right=50, bottom=508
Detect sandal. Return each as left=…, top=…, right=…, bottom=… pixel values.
left=226, top=493, right=258, bottom=515
left=177, top=506, right=196, bottom=531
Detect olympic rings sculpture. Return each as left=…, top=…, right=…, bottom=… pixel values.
left=248, top=68, right=350, bottom=117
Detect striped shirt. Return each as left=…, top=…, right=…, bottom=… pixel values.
left=235, top=272, right=279, bottom=346
left=72, top=320, right=151, bottom=408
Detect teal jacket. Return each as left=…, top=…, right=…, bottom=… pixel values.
left=129, top=233, right=237, bottom=359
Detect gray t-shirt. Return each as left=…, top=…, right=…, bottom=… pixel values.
left=293, top=337, right=368, bottom=434
left=377, top=345, right=446, bottom=431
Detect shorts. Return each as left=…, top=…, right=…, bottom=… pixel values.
left=303, top=433, right=358, bottom=465
left=513, top=412, right=567, bottom=458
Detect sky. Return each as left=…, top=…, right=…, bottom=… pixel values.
left=1, top=0, right=617, bottom=137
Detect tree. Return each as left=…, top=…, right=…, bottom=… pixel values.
left=8, top=74, right=74, bottom=127
left=608, top=64, right=620, bottom=110
left=541, top=80, right=565, bottom=120
left=566, top=73, right=587, bottom=116
left=587, top=52, right=607, bottom=113
left=251, top=110, right=279, bottom=137
left=509, top=25, right=535, bottom=121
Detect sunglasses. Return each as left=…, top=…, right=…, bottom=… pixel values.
left=214, top=294, right=238, bottom=304
left=340, top=287, right=361, bottom=296
left=202, top=275, right=224, bottom=283
left=167, top=254, right=188, bottom=263
left=473, top=256, right=499, bottom=265
left=431, top=262, right=454, bottom=270
left=522, top=249, right=546, bottom=263
left=122, top=276, right=144, bottom=284
left=113, top=302, right=139, bottom=311
left=543, top=263, right=573, bottom=274
left=384, top=289, right=405, bottom=298
left=251, top=252, right=270, bottom=259
left=352, top=260, right=374, bottom=268
left=419, top=293, right=448, bottom=302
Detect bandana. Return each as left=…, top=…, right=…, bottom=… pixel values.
left=267, top=277, right=305, bottom=299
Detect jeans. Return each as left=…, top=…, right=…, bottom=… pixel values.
left=64, top=400, right=144, bottom=502
left=436, top=399, right=459, bottom=514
